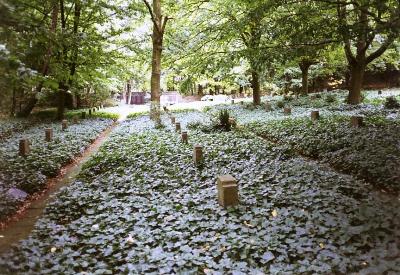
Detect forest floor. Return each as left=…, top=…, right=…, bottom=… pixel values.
left=0, top=89, right=399, bottom=274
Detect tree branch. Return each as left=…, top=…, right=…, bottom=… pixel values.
left=142, top=0, right=161, bottom=33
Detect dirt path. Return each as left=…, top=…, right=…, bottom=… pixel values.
left=0, top=124, right=116, bottom=254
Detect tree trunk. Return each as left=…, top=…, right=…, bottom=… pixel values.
left=299, top=61, right=311, bottom=96
left=251, top=71, right=261, bottom=105
left=347, top=62, right=366, bottom=104
left=57, top=82, right=67, bottom=120
left=148, top=0, right=166, bottom=123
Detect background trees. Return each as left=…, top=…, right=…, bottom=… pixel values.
left=1, top=0, right=399, bottom=116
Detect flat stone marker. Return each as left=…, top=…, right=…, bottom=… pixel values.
left=175, top=122, right=181, bottom=132
left=171, top=116, right=176, bottom=124
left=311, top=110, right=320, bottom=121
left=6, top=187, right=28, bottom=201
left=181, top=131, right=188, bottom=143
left=351, top=116, right=363, bottom=127
left=81, top=111, right=86, bottom=119
left=45, top=128, right=53, bottom=142
left=19, top=139, right=30, bottom=157
left=62, top=120, right=68, bottom=131
left=193, top=145, right=203, bottom=164
left=217, top=174, right=239, bottom=207
left=284, top=107, right=291, bottom=115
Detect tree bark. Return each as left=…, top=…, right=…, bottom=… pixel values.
left=347, top=62, right=366, bottom=104
left=197, top=84, right=203, bottom=96
left=299, top=61, right=311, bottom=96
left=57, top=82, right=67, bottom=119
left=251, top=71, right=261, bottom=105
left=144, top=0, right=168, bottom=122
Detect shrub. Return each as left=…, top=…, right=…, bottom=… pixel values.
left=276, top=100, right=285, bottom=108
left=325, top=94, right=337, bottom=103
left=384, top=96, right=400, bottom=109
left=218, top=109, right=231, bottom=131
left=127, top=111, right=149, bottom=119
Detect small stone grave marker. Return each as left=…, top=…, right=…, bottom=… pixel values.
left=311, top=110, right=320, bottom=121
left=175, top=122, right=181, bottom=132
left=217, top=174, right=239, bottom=207
left=19, top=139, right=30, bottom=157
left=81, top=111, right=86, bottom=119
left=265, top=103, right=272, bottom=112
left=89, top=109, right=92, bottom=116
left=284, top=107, right=291, bottom=115
left=62, top=120, right=68, bottom=131
left=73, top=116, right=78, bottom=124
left=181, top=131, right=188, bottom=143
left=45, top=128, right=53, bottom=142
left=193, top=145, right=203, bottom=164
left=171, top=116, right=176, bottom=124
left=351, top=116, right=363, bottom=127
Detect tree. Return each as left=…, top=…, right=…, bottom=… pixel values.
left=142, top=0, right=170, bottom=122
left=319, top=0, right=400, bottom=104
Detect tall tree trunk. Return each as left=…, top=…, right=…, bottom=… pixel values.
left=57, top=82, right=67, bottom=119
left=17, top=1, right=59, bottom=117
left=299, top=61, right=311, bottom=96
left=347, top=62, right=366, bottom=104
left=197, top=84, right=202, bottom=96
left=144, top=0, right=168, bottom=123
left=251, top=71, right=261, bottom=105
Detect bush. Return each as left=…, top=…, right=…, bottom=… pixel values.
left=127, top=111, right=149, bottom=119
left=276, top=100, right=285, bottom=108
left=384, top=96, right=400, bottom=109
left=325, top=94, right=337, bottom=103
left=218, top=109, right=231, bottom=131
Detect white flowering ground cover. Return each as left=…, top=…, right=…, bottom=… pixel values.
left=0, top=118, right=114, bottom=223
left=1, top=114, right=399, bottom=274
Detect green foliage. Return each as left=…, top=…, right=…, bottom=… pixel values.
left=218, top=109, right=231, bottom=131
left=384, top=96, right=400, bottom=109
left=325, top=94, right=337, bottom=103
left=276, top=100, right=285, bottom=108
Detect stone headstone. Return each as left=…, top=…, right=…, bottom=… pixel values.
left=175, top=122, right=181, bottom=132
left=171, top=116, right=176, bottom=124
left=265, top=103, right=272, bottom=112
left=217, top=174, right=239, bottom=207
left=62, top=120, right=68, bottom=131
left=181, top=131, right=188, bottom=143
left=351, top=116, right=363, bottom=127
left=45, top=128, right=53, bottom=142
left=19, top=139, right=30, bottom=157
left=284, top=107, right=291, bottom=115
left=6, top=187, right=28, bottom=201
left=89, top=109, right=92, bottom=116
left=73, top=116, right=78, bottom=124
left=81, top=111, right=86, bottom=119
left=310, top=94, right=317, bottom=100
left=311, top=111, right=320, bottom=121
left=193, top=145, right=203, bottom=164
